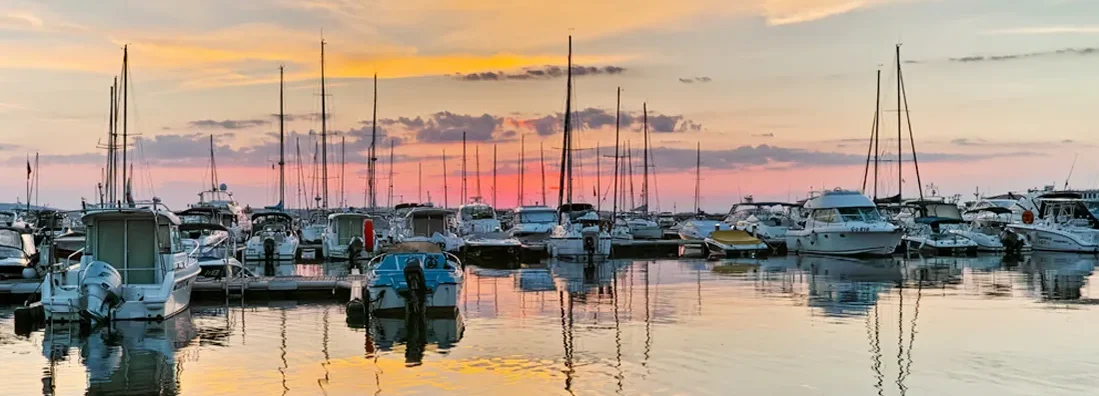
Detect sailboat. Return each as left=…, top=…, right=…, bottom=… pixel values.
left=244, top=66, right=300, bottom=262
left=41, top=47, right=200, bottom=322
left=547, top=35, right=612, bottom=262
left=300, top=39, right=333, bottom=259
left=189, top=135, right=250, bottom=243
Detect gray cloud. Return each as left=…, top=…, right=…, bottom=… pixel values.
left=522, top=107, right=698, bottom=136
left=948, top=47, right=1098, bottom=63
left=950, top=138, right=1090, bottom=149
left=274, top=113, right=331, bottom=122
left=678, top=76, right=712, bottom=83
left=452, top=65, right=627, bottom=81
left=189, top=119, right=270, bottom=129
left=414, top=112, right=507, bottom=143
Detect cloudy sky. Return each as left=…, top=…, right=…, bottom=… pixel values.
left=1, top=0, right=1097, bottom=211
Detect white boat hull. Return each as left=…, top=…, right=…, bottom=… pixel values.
left=548, top=236, right=612, bottom=261
left=703, top=238, right=769, bottom=257
left=368, top=283, right=462, bottom=313
left=1008, top=224, right=1099, bottom=253
left=42, top=263, right=199, bottom=322
left=243, top=237, right=299, bottom=261
left=786, top=230, right=902, bottom=256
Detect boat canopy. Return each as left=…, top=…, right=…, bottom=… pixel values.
left=459, top=204, right=496, bottom=220
left=557, top=203, right=594, bottom=213
left=1037, top=198, right=1099, bottom=226
left=804, top=190, right=877, bottom=209
left=252, top=211, right=294, bottom=222
left=906, top=201, right=964, bottom=220
left=83, top=208, right=182, bottom=285
left=965, top=206, right=1013, bottom=215
left=406, top=208, right=453, bottom=237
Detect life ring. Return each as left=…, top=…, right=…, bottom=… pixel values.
left=1022, top=210, right=1034, bottom=225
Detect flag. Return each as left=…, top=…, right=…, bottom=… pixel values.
left=26, top=159, right=31, bottom=180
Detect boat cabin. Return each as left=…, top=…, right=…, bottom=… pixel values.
left=82, top=208, right=184, bottom=285
left=252, top=212, right=294, bottom=233
left=459, top=203, right=497, bottom=221
left=177, top=207, right=237, bottom=230
left=328, top=212, right=371, bottom=245
left=405, top=208, right=455, bottom=238
left=1036, top=199, right=1099, bottom=228
left=803, top=190, right=885, bottom=224
left=514, top=206, right=558, bottom=224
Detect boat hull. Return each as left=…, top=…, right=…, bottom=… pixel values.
left=548, top=236, right=612, bottom=262
left=243, top=238, right=299, bottom=261
left=1008, top=225, right=1099, bottom=253
left=703, top=238, right=770, bottom=258
left=786, top=230, right=902, bottom=256
left=368, top=283, right=461, bottom=315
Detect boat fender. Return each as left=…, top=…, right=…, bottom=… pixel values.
left=1022, top=210, right=1035, bottom=225
left=363, top=220, right=375, bottom=252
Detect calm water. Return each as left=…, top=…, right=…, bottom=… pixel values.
left=3, top=253, right=1099, bottom=395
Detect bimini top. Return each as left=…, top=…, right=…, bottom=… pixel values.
left=965, top=206, right=1014, bottom=215
left=557, top=203, right=594, bottom=213
left=406, top=207, right=453, bottom=218
left=803, top=190, right=876, bottom=210
left=83, top=207, right=181, bottom=225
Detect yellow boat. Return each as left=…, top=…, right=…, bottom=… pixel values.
left=704, top=230, right=770, bottom=257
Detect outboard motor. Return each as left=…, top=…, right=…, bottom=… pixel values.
left=348, top=237, right=364, bottom=269
left=79, top=261, right=122, bottom=323
left=1001, top=229, right=1024, bottom=257
left=403, top=257, right=428, bottom=314
left=263, top=237, right=276, bottom=263
left=583, top=229, right=599, bottom=263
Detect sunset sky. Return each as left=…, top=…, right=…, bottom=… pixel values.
left=1, top=0, right=1097, bottom=212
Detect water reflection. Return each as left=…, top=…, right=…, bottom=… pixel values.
left=41, top=311, right=196, bottom=395
left=3, top=253, right=1099, bottom=395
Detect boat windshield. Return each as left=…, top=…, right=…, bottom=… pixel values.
left=461, top=206, right=496, bottom=221
left=0, top=230, right=22, bottom=248
left=520, top=211, right=557, bottom=224
left=179, top=214, right=212, bottom=224
left=0, top=213, right=14, bottom=224
left=1084, top=201, right=1099, bottom=219
left=837, top=207, right=882, bottom=222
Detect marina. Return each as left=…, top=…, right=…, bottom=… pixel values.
left=3, top=1, right=1098, bottom=394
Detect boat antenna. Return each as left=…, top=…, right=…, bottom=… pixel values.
left=612, top=87, right=620, bottom=224
left=476, top=145, right=482, bottom=200
left=278, top=65, right=286, bottom=208
left=898, top=44, right=924, bottom=200
left=1064, top=153, right=1079, bottom=190
left=320, top=38, right=329, bottom=209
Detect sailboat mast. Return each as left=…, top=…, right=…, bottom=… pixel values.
left=320, top=39, right=329, bottom=209
left=296, top=137, right=304, bottom=209
left=642, top=102, right=649, bottom=211
left=107, top=81, right=116, bottom=204
left=121, top=45, right=128, bottom=203
left=874, top=69, right=881, bottom=200
left=694, top=142, right=701, bottom=213
left=388, top=140, right=394, bottom=208
left=278, top=65, right=286, bottom=207
left=442, top=149, right=449, bottom=208
left=369, top=73, right=378, bottom=210
left=596, top=144, right=601, bottom=211
left=209, top=135, right=218, bottom=192
left=540, top=141, right=547, bottom=205
left=557, top=35, right=573, bottom=209
left=493, top=145, right=498, bottom=208
left=418, top=162, right=423, bottom=203
left=517, top=136, right=524, bottom=206
left=627, top=142, right=635, bottom=210
left=898, top=48, right=925, bottom=200
left=476, top=145, right=482, bottom=199
left=612, top=87, right=620, bottom=223
left=340, top=136, right=346, bottom=208
left=895, top=44, right=902, bottom=202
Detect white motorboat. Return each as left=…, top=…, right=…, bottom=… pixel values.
left=192, top=186, right=251, bottom=243
left=677, top=218, right=730, bottom=241
left=179, top=222, right=250, bottom=279
left=900, top=200, right=979, bottom=256
left=299, top=209, right=328, bottom=244
left=363, top=242, right=464, bottom=315
left=508, top=205, right=559, bottom=246
left=950, top=206, right=1029, bottom=253
left=724, top=201, right=798, bottom=252
left=0, top=226, right=39, bottom=279
left=618, top=213, right=663, bottom=240
left=0, top=210, right=29, bottom=229
left=396, top=207, right=465, bottom=253
left=1008, top=198, right=1099, bottom=253
left=243, top=212, right=299, bottom=262
left=41, top=204, right=200, bottom=323
left=176, top=207, right=232, bottom=250
left=785, top=190, right=903, bottom=256
left=323, top=212, right=377, bottom=260
left=548, top=203, right=612, bottom=262
left=456, top=200, right=520, bottom=264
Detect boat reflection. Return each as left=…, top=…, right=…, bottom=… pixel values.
left=370, top=314, right=465, bottom=367
left=798, top=255, right=901, bottom=317
left=1023, top=252, right=1096, bottom=301
left=41, top=310, right=197, bottom=396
